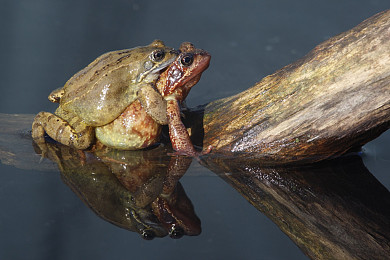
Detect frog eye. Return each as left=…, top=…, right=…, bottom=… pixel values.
left=151, top=50, right=165, bottom=62
left=181, top=54, right=194, bottom=66
left=141, top=229, right=156, bottom=240
left=169, top=226, right=184, bottom=239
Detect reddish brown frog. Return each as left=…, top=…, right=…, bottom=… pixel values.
left=156, top=42, right=211, bottom=156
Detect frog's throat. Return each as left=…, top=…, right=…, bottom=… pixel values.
left=136, top=57, right=177, bottom=84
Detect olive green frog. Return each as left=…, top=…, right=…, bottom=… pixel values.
left=32, top=40, right=178, bottom=150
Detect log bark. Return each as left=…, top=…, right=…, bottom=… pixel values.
left=201, top=10, right=390, bottom=164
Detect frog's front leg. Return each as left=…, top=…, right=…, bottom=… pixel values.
left=166, top=99, right=199, bottom=156
left=32, top=111, right=94, bottom=150
left=138, top=84, right=168, bottom=125
left=162, top=156, right=192, bottom=195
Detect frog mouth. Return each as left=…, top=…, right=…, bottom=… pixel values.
left=151, top=60, right=173, bottom=74
left=162, top=51, right=211, bottom=97
left=137, top=53, right=178, bottom=83
left=153, top=50, right=180, bottom=72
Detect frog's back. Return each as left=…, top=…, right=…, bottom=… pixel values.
left=64, top=49, right=135, bottom=92
left=60, top=47, right=149, bottom=126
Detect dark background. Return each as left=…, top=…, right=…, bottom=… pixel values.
left=1, top=1, right=390, bottom=259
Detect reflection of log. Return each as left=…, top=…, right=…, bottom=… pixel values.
left=203, top=155, right=390, bottom=259
left=199, top=10, right=390, bottom=164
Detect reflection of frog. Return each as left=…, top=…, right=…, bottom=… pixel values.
left=33, top=141, right=201, bottom=239
left=97, top=42, right=211, bottom=155
left=32, top=40, right=178, bottom=150
left=96, top=147, right=201, bottom=238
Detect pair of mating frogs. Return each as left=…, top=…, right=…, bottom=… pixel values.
left=32, top=40, right=211, bottom=156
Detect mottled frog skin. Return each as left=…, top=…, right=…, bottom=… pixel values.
left=32, top=40, right=178, bottom=150
left=157, top=42, right=211, bottom=156
left=94, top=42, right=211, bottom=154
left=95, top=99, right=163, bottom=149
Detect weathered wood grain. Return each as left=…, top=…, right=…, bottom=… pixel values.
left=202, top=10, right=390, bottom=164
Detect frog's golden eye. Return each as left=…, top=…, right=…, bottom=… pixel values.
left=151, top=50, right=165, bottom=62
left=181, top=54, right=194, bottom=66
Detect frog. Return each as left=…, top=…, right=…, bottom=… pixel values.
left=95, top=42, right=211, bottom=155
left=156, top=42, right=211, bottom=156
left=32, top=40, right=179, bottom=150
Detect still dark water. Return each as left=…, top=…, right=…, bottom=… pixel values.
left=1, top=1, right=390, bottom=259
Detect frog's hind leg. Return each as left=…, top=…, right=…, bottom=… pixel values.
left=32, top=111, right=94, bottom=150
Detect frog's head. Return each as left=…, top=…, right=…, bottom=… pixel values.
left=156, top=42, right=211, bottom=102
left=136, top=40, right=179, bottom=84
left=152, top=182, right=201, bottom=238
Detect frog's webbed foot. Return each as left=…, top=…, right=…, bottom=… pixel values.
left=32, top=138, right=51, bottom=160
left=32, top=113, right=52, bottom=158
left=32, top=111, right=94, bottom=150
left=200, top=145, right=213, bottom=155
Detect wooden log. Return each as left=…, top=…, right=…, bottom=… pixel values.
left=201, top=10, right=390, bottom=164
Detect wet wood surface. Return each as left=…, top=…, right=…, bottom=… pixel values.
left=200, top=10, right=390, bottom=164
